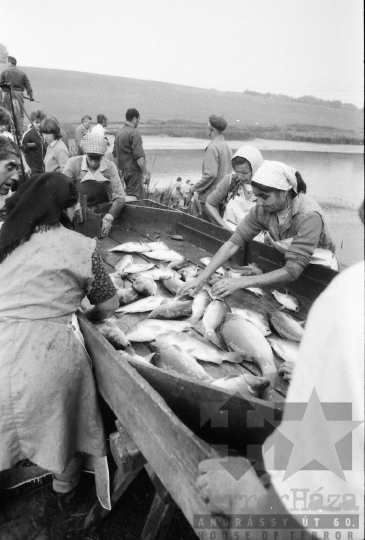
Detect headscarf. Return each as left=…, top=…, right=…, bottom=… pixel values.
left=81, top=133, right=108, bottom=154
left=209, top=115, right=227, bottom=132
left=251, top=160, right=297, bottom=192
left=0, top=173, right=77, bottom=261
left=226, top=146, right=264, bottom=203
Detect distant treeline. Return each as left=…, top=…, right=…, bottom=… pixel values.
left=242, top=90, right=363, bottom=113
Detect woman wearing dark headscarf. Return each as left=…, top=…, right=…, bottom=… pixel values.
left=0, top=172, right=118, bottom=510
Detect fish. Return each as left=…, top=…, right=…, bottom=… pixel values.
left=126, top=319, right=192, bottom=342
left=138, top=267, right=180, bottom=281
left=144, top=250, right=184, bottom=262
left=116, top=295, right=165, bottom=314
left=131, top=275, right=157, bottom=296
left=266, top=335, right=300, bottom=363
left=227, top=271, right=241, bottom=279
left=109, top=272, right=125, bottom=289
left=167, top=257, right=189, bottom=271
left=145, top=241, right=169, bottom=251
left=245, top=287, right=265, bottom=297
left=161, top=276, right=184, bottom=295
left=211, top=373, right=270, bottom=398
left=118, top=350, right=155, bottom=364
left=157, top=332, right=241, bottom=364
left=152, top=340, right=213, bottom=382
left=109, top=242, right=150, bottom=253
left=271, top=290, right=300, bottom=312
left=168, top=234, right=184, bottom=241
left=124, top=263, right=155, bottom=274
left=226, top=263, right=263, bottom=276
left=220, top=314, right=277, bottom=376
left=179, top=265, right=200, bottom=282
left=114, top=255, right=133, bottom=275
left=148, top=300, right=193, bottom=319
left=202, top=300, right=231, bottom=348
left=94, top=320, right=130, bottom=349
left=200, top=257, right=226, bottom=276
left=231, top=308, right=271, bottom=337
left=269, top=311, right=304, bottom=342
left=189, top=289, right=212, bottom=324
left=116, top=287, right=139, bottom=306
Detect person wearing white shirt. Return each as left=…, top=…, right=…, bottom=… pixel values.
left=91, top=114, right=109, bottom=147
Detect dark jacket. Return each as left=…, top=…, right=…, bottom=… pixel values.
left=112, top=123, right=145, bottom=172
left=0, top=66, right=33, bottom=97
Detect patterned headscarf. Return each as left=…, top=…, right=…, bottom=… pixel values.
left=81, top=133, right=108, bottom=154
left=252, top=160, right=297, bottom=192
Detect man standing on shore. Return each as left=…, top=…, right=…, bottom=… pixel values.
left=74, top=115, right=92, bottom=155
left=113, top=108, right=150, bottom=200
left=194, top=115, right=232, bottom=219
left=0, top=56, right=34, bottom=137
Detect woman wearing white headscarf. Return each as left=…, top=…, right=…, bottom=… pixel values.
left=179, top=160, right=337, bottom=299
left=205, top=145, right=264, bottom=231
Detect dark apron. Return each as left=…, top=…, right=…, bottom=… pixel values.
left=76, top=179, right=110, bottom=207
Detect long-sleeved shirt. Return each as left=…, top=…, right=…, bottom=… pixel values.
left=0, top=65, right=33, bottom=97
left=194, top=134, right=232, bottom=202
left=74, top=124, right=91, bottom=150
left=44, top=139, right=69, bottom=173
left=230, top=193, right=336, bottom=269
left=113, top=123, right=145, bottom=172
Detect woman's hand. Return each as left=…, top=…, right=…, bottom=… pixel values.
left=101, top=213, right=114, bottom=238
left=211, top=277, right=243, bottom=299
left=177, top=275, right=206, bottom=297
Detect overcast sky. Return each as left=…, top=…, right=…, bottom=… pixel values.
left=1, top=0, right=364, bottom=107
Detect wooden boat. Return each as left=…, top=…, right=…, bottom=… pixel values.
left=75, top=199, right=338, bottom=531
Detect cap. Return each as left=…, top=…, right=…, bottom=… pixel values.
left=209, top=115, right=227, bottom=132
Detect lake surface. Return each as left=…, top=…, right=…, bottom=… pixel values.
left=106, top=136, right=364, bottom=267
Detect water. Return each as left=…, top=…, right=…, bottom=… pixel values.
left=107, top=136, right=364, bottom=267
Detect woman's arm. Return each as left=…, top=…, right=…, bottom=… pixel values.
left=84, top=293, right=118, bottom=321
left=57, top=142, right=70, bottom=173
left=178, top=240, right=242, bottom=296
left=205, top=201, right=232, bottom=231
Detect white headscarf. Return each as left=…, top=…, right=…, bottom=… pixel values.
left=251, top=160, right=297, bottom=192
left=231, top=145, right=264, bottom=177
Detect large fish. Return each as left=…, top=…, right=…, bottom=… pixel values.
left=116, top=295, right=165, bottom=314
left=189, top=289, right=212, bottom=324
left=145, top=241, right=169, bottom=251
left=211, top=373, right=270, bottom=398
left=144, top=250, right=184, bottom=262
left=126, top=319, right=192, bottom=342
left=157, top=331, right=241, bottom=364
left=269, top=311, right=304, bottom=342
left=220, top=314, right=277, bottom=376
left=271, top=290, right=300, bottom=312
left=124, top=263, right=155, bottom=274
left=161, top=276, right=184, bottom=295
left=266, top=335, right=300, bottom=363
left=109, top=272, right=125, bottom=289
left=118, top=350, right=155, bottom=365
left=116, top=287, right=139, bottom=306
left=179, top=265, right=200, bottom=282
left=152, top=340, right=213, bottom=382
left=148, top=300, right=192, bottom=319
left=245, top=287, right=265, bottom=297
left=168, top=257, right=189, bottom=271
left=114, top=255, right=133, bottom=276
left=231, top=308, right=271, bottom=337
left=109, top=242, right=150, bottom=253
left=94, top=320, right=130, bottom=349
left=131, top=276, right=157, bottom=296
left=138, top=267, right=180, bottom=281
left=202, top=299, right=230, bottom=348
left=200, top=257, right=226, bottom=276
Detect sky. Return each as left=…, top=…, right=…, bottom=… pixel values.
left=1, top=0, right=364, bottom=107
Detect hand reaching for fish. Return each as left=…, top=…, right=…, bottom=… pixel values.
left=177, top=276, right=206, bottom=297
left=211, top=277, right=242, bottom=299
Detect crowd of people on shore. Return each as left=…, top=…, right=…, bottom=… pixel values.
left=0, top=56, right=363, bottom=539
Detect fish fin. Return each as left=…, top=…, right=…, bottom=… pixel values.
left=225, top=352, right=243, bottom=364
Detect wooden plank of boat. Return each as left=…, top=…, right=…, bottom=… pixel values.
left=78, top=314, right=217, bottom=527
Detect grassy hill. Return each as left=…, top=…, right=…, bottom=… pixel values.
left=1, top=65, right=363, bottom=143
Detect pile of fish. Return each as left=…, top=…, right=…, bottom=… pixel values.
left=93, top=241, right=306, bottom=398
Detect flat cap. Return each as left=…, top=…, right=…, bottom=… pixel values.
left=209, top=115, right=227, bottom=132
